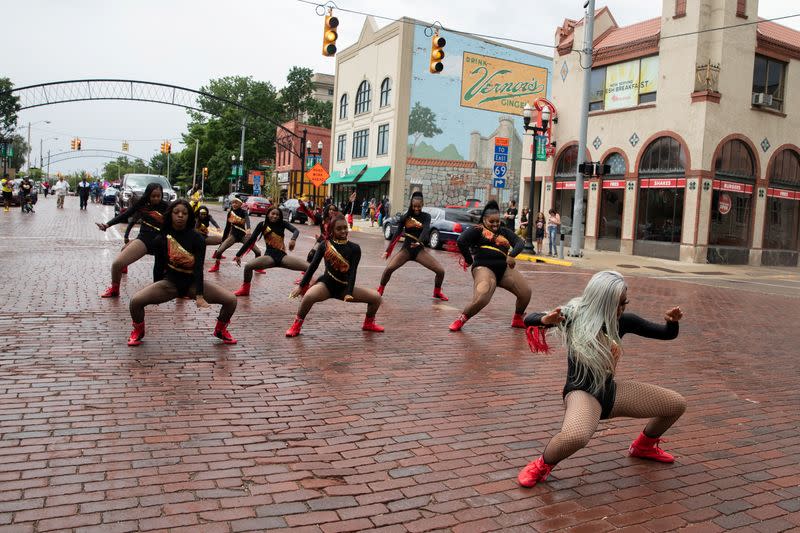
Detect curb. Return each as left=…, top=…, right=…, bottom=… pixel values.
left=517, top=253, right=573, bottom=267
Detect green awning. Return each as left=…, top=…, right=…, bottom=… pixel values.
left=337, top=164, right=367, bottom=184
left=323, top=170, right=344, bottom=184
left=357, top=165, right=391, bottom=183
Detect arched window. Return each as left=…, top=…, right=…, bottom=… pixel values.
left=555, top=145, right=578, bottom=178
left=355, top=80, right=371, bottom=115
left=380, top=78, right=392, bottom=107
left=715, top=139, right=755, bottom=180
left=339, top=93, right=348, bottom=120
left=603, top=152, right=626, bottom=176
left=770, top=149, right=800, bottom=189
left=639, top=137, right=685, bottom=174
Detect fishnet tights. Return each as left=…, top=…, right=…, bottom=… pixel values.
left=542, top=380, right=686, bottom=465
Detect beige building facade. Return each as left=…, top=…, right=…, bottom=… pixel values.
left=523, top=0, right=800, bottom=266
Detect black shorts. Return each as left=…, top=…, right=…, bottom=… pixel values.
left=563, top=378, right=617, bottom=420
left=536, top=228, right=545, bottom=239
left=265, top=248, right=286, bottom=266
left=166, top=274, right=196, bottom=298
left=2, top=191, right=11, bottom=201
left=137, top=232, right=159, bottom=255
left=403, top=242, right=424, bottom=260
left=473, top=261, right=507, bottom=284
left=318, top=274, right=348, bottom=300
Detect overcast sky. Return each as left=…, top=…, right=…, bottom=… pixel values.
left=6, top=0, right=800, bottom=176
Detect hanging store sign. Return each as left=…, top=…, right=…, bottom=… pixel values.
left=598, top=56, right=659, bottom=111
left=639, top=178, right=687, bottom=188
left=555, top=181, right=590, bottom=190
left=713, top=179, right=753, bottom=194
left=767, top=187, right=799, bottom=200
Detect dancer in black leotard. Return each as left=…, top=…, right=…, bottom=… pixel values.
left=232, top=206, right=309, bottom=296
left=208, top=197, right=261, bottom=272
left=195, top=205, right=222, bottom=246
left=96, top=183, right=169, bottom=298
left=449, top=200, right=531, bottom=331
left=517, top=270, right=686, bottom=488
left=286, top=215, right=383, bottom=336
left=127, top=199, right=238, bottom=346
left=377, top=192, right=448, bottom=301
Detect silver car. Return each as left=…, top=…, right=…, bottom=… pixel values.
left=115, top=174, right=177, bottom=217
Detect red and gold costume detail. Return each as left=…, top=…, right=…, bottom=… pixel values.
left=104, top=200, right=170, bottom=254
left=221, top=206, right=250, bottom=242
left=299, top=238, right=361, bottom=300
left=153, top=227, right=207, bottom=297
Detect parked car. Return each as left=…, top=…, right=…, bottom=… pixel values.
left=382, top=206, right=477, bottom=249
left=243, top=196, right=271, bottom=217
left=115, top=174, right=177, bottom=217
left=9, top=179, right=39, bottom=206
left=223, top=192, right=250, bottom=211
left=102, top=187, right=118, bottom=205
left=279, top=198, right=309, bottom=224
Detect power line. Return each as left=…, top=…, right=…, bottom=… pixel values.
left=28, top=125, right=185, bottom=143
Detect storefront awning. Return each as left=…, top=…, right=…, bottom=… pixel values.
left=327, top=164, right=366, bottom=184
left=357, top=166, right=391, bottom=183
left=324, top=171, right=343, bottom=184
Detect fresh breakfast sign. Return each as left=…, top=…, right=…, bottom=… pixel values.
left=461, top=52, right=548, bottom=115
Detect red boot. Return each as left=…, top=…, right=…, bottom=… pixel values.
left=433, top=287, right=448, bottom=301
left=362, top=316, right=385, bottom=332
left=377, top=285, right=385, bottom=296
left=127, top=321, right=145, bottom=346
left=511, top=313, right=526, bottom=328
left=285, top=316, right=304, bottom=337
left=449, top=313, right=468, bottom=332
left=254, top=269, right=266, bottom=275
left=101, top=284, right=120, bottom=298
left=213, top=320, right=237, bottom=344
left=208, top=259, right=220, bottom=273
left=517, top=456, right=554, bottom=488
left=628, top=433, right=674, bottom=463
left=121, top=266, right=128, bottom=274
left=233, top=282, right=251, bottom=297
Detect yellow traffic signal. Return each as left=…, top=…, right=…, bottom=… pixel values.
left=76, top=138, right=82, bottom=151
left=322, top=9, right=339, bottom=57
left=202, top=167, right=208, bottom=179
left=430, top=32, right=446, bottom=73
left=166, top=141, right=172, bottom=154
left=70, top=139, right=77, bottom=150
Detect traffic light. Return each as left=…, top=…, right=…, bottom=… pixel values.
left=322, top=9, right=339, bottom=57
left=122, top=141, right=129, bottom=152
left=160, top=141, right=167, bottom=154
left=70, top=139, right=77, bottom=150
left=166, top=141, right=172, bottom=154
left=202, top=167, right=208, bottom=179
left=430, top=32, right=446, bottom=73
left=76, top=138, right=82, bottom=151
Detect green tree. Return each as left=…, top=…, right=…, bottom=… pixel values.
left=7, top=134, right=29, bottom=171
left=306, top=99, right=333, bottom=129
left=102, top=156, right=149, bottom=182
left=408, top=102, right=443, bottom=154
left=280, top=67, right=315, bottom=122
left=0, top=77, right=21, bottom=139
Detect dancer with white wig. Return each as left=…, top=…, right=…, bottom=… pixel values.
left=518, top=270, right=686, bottom=488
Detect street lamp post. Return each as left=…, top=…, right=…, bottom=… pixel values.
left=230, top=155, right=241, bottom=194
left=27, top=120, right=51, bottom=174
left=40, top=137, right=58, bottom=169
left=521, top=104, right=551, bottom=253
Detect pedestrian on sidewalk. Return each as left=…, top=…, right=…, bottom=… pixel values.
left=19, top=177, right=33, bottom=212
left=368, top=198, right=376, bottom=227
left=504, top=200, right=518, bottom=231
left=1, top=174, right=13, bottom=212
left=516, top=208, right=529, bottom=239
left=449, top=200, right=531, bottom=332
left=77, top=177, right=91, bottom=210
left=127, top=199, right=239, bottom=347
left=547, top=208, right=560, bottom=256
left=51, top=175, right=69, bottom=209
left=286, top=214, right=384, bottom=337
left=535, top=212, right=546, bottom=255
left=231, top=206, right=308, bottom=298
left=346, top=191, right=356, bottom=229
left=42, top=180, right=50, bottom=198
left=95, top=183, right=169, bottom=298
left=361, top=198, right=369, bottom=220
left=378, top=191, right=448, bottom=301
left=518, top=270, right=686, bottom=488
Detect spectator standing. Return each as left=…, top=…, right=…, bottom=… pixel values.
left=504, top=200, right=518, bottom=231
left=77, top=177, right=91, bottom=210
left=547, top=208, right=561, bottom=256
left=1, top=174, right=12, bottom=212
left=52, top=175, right=69, bottom=209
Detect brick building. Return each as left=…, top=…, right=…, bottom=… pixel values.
left=275, top=120, right=331, bottom=206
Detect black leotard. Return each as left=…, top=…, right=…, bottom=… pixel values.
left=456, top=224, right=524, bottom=283
left=221, top=207, right=250, bottom=243
left=152, top=227, right=207, bottom=297
left=235, top=219, right=300, bottom=266
left=524, top=312, right=679, bottom=419
left=390, top=211, right=431, bottom=259
left=106, top=201, right=169, bottom=254
left=300, top=239, right=361, bottom=300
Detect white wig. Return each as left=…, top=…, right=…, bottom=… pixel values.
left=558, top=270, right=627, bottom=395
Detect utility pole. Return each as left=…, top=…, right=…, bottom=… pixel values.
left=570, top=0, right=595, bottom=257
left=238, top=119, right=246, bottom=192
left=166, top=151, right=171, bottom=182
left=46, top=150, right=50, bottom=180
left=192, top=138, right=199, bottom=192
left=27, top=122, right=31, bottom=174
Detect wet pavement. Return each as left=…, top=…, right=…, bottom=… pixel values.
left=0, top=197, right=799, bottom=532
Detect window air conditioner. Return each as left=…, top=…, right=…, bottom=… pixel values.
left=752, top=93, right=773, bottom=106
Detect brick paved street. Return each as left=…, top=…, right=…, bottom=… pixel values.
left=1, top=198, right=799, bottom=532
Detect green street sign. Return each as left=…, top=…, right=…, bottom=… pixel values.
left=228, top=176, right=236, bottom=181
left=535, top=135, right=547, bottom=161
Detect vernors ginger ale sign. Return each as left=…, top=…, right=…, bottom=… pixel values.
left=460, top=52, right=549, bottom=115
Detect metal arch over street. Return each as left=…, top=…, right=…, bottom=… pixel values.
left=2, top=79, right=306, bottom=158
left=48, top=149, right=149, bottom=164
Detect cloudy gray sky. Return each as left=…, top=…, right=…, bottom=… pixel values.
left=6, top=0, right=800, bottom=175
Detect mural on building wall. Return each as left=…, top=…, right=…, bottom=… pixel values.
left=404, top=26, right=551, bottom=206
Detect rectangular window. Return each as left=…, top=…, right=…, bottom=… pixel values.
left=737, top=0, right=746, bottom=17
left=336, top=134, right=346, bottom=162
left=589, top=56, right=658, bottom=112
left=636, top=187, right=684, bottom=243
left=352, top=129, right=369, bottom=159
left=764, top=197, right=800, bottom=250
left=675, top=0, right=686, bottom=17
left=752, top=55, right=785, bottom=111
left=598, top=189, right=624, bottom=240
left=709, top=190, right=752, bottom=247
left=376, top=124, right=389, bottom=156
